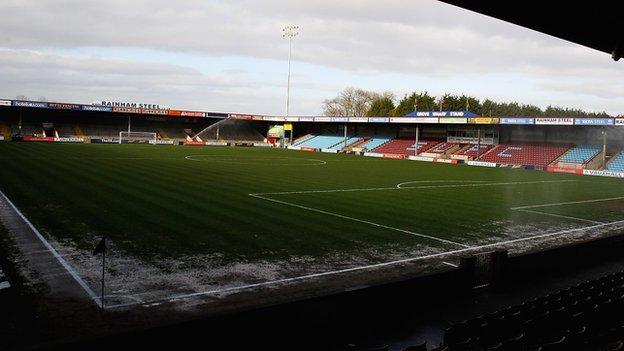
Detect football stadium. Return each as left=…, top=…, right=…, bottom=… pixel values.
left=0, top=1, right=623, bottom=351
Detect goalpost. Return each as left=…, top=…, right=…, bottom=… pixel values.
left=119, top=131, right=157, bottom=144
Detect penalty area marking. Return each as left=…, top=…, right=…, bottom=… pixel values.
left=184, top=155, right=327, bottom=166
left=511, top=196, right=624, bottom=210
left=107, top=217, right=624, bottom=309
left=514, top=209, right=604, bottom=225
left=247, top=180, right=578, bottom=249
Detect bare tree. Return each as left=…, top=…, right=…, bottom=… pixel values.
left=15, top=95, right=28, bottom=100
left=322, top=87, right=379, bottom=117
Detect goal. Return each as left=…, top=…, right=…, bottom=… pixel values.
left=119, top=131, right=157, bottom=144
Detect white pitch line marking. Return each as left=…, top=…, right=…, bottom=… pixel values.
left=184, top=155, right=327, bottom=166
left=511, top=196, right=624, bottom=210
left=442, top=261, right=459, bottom=268
left=515, top=209, right=604, bottom=225
left=249, top=193, right=470, bottom=248
left=254, top=180, right=576, bottom=196
left=0, top=190, right=100, bottom=305
left=106, top=218, right=624, bottom=309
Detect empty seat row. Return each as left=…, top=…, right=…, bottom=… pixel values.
left=439, top=270, right=624, bottom=351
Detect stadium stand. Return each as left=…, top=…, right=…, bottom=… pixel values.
left=606, top=152, right=624, bottom=172
left=72, top=124, right=86, bottom=139
left=558, top=145, right=601, bottom=164
left=294, top=134, right=351, bottom=149
left=437, top=271, right=624, bottom=351
left=452, top=144, right=494, bottom=159
left=372, top=138, right=439, bottom=156
left=421, top=142, right=462, bottom=157
left=329, top=136, right=359, bottom=150
left=0, top=122, right=10, bottom=140
left=363, top=136, right=393, bottom=151
left=480, top=143, right=571, bottom=167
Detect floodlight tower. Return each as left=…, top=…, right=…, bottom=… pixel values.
left=282, top=25, right=299, bottom=116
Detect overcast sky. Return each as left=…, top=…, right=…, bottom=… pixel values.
left=0, top=0, right=622, bottom=115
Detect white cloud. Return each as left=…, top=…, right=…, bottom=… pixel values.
left=0, top=0, right=621, bottom=114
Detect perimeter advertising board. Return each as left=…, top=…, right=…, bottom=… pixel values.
left=468, top=117, right=499, bottom=124
left=82, top=105, right=112, bottom=112
left=48, top=103, right=81, bottom=110
left=438, top=118, right=467, bottom=124
left=574, top=118, right=614, bottom=126
left=13, top=101, right=48, bottom=108
left=368, top=117, right=389, bottom=123
left=535, top=118, right=573, bottom=125
left=500, top=117, right=534, bottom=125
left=616, top=118, right=624, bottom=126
left=0, top=100, right=11, bottom=106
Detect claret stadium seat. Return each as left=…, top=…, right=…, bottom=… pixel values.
left=480, top=143, right=571, bottom=167
left=372, top=138, right=440, bottom=156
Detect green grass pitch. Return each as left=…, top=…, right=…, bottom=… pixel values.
left=1, top=142, right=623, bottom=307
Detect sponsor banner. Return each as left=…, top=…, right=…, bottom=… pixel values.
left=180, top=110, right=205, bottom=118
left=363, top=152, right=383, bottom=158
left=547, top=166, right=583, bottom=174
left=204, top=141, right=228, bottom=146
left=616, top=118, right=624, bottom=126
left=149, top=140, right=175, bottom=145
left=574, top=118, right=614, bottom=126
left=348, top=117, right=368, bottom=123
left=183, top=141, right=206, bottom=146
left=90, top=138, right=118, bottom=144
left=407, top=155, right=434, bottom=162
left=314, top=117, right=332, bottom=122
left=141, top=108, right=168, bottom=115
left=434, top=158, right=458, bottom=164
left=466, top=160, right=497, bottom=168
left=253, top=143, right=272, bottom=147
left=500, top=117, right=534, bottom=125
left=23, top=136, right=55, bottom=142
left=330, top=117, right=348, bottom=122
left=113, top=106, right=141, bottom=114
left=287, top=146, right=301, bottom=151
left=0, top=100, right=11, bottom=106
left=205, top=112, right=229, bottom=119
left=56, top=137, right=84, bottom=143
left=321, top=148, right=338, bottom=153
left=468, top=117, right=499, bottom=124
left=300, top=147, right=316, bottom=152
left=251, top=115, right=265, bottom=121
left=369, top=117, right=390, bottom=123
left=391, top=117, right=439, bottom=123
left=299, top=116, right=315, bottom=122
left=97, top=101, right=166, bottom=109
left=229, top=113, right=255, bottom=120
left=13, top=100, right=49, bottom=108
left=82, top=105, right=113, bottom=112
left=390, top=117, right=419, bottom=123
left=412, top=111, right=475, bottom=117
left=284, top=117, right=299, bottom=122
left=535, top=117, right=574, bottom=125
left=439, top=118, right=467, bottom=124
left=48, top=102, right=81, bottom=110
left=583, top=169, right=624, bottom=178
left=383, top=153, right=405, bottom=159
left=264, top=116, right=286, bottom=122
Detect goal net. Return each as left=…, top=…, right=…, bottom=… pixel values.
left=119, top=131, right=157, bottom=144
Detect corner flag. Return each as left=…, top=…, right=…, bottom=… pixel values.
left=93, top=237, right=106, bottom=256
left=92, top=237, right=106, bottom=309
